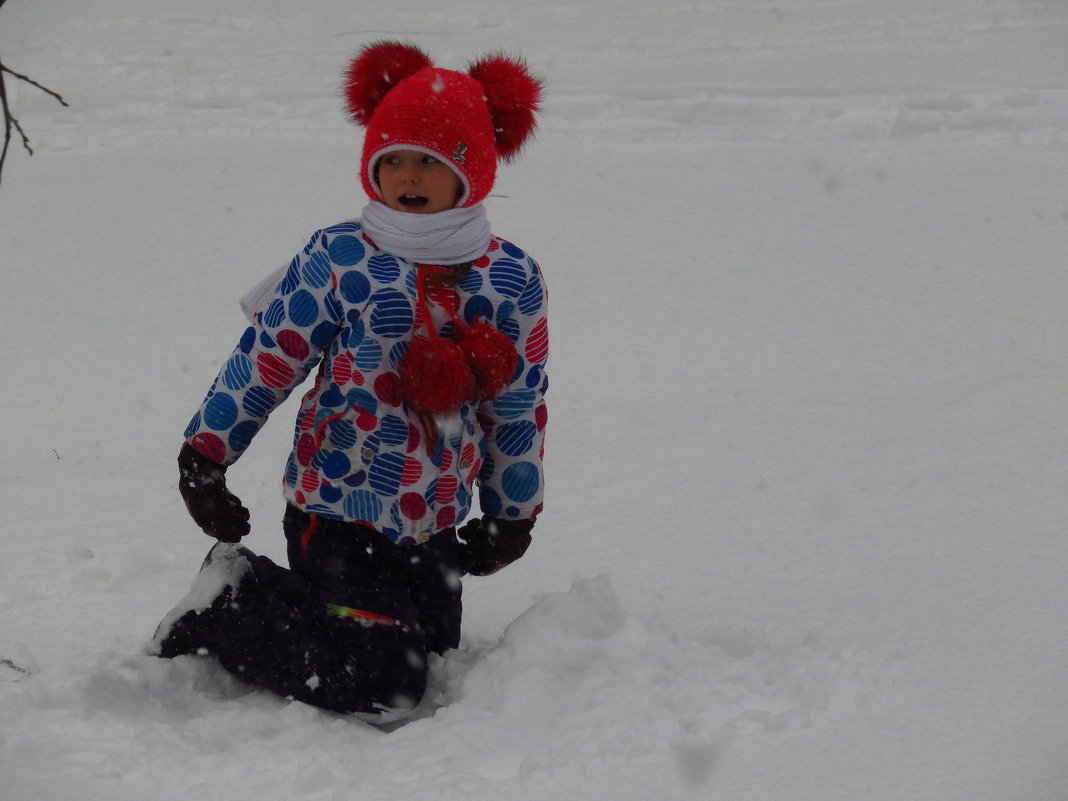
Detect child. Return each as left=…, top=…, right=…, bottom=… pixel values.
left=151, top=41, right=548, bottom=719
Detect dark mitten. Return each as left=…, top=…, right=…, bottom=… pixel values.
left=177, top=443, right=250, bottom=542
left=455, top=516, right=533, bottom=576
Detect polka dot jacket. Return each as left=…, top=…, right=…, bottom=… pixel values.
left=184, top=221, right=548, bottom=544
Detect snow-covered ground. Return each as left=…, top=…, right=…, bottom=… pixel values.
left=2, top=1, right=1068, bottom=799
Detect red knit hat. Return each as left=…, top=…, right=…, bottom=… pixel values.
left=343, top=41, right=542, bottom=207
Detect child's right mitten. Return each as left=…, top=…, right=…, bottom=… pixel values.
left=177, top=443, right=251, bottom=542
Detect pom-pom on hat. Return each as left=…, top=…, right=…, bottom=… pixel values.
left=343, top=41, right=542, bottom=208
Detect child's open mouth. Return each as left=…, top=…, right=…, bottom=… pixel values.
left=398, top=194, right=429, bottom=209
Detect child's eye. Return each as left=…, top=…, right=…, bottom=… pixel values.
left=422, top=156, right=440, bottom=165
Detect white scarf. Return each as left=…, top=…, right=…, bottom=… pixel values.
left=358, top=201, right=492, bottom=265
left=240, top=202, right=493, bottom=323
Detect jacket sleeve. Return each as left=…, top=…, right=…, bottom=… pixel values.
left=475, top=254, right=548, bottom=521
left=183, top=230, right=343, bottom=465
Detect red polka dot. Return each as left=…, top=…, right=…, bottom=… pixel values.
left=190, top=433, right=226, bottom=463
left=439, top=447, right=453, bottom=472
left=296, top=433, right=316, bottom=466
left=301, top=468, right=319, bottom=492
left=436, top=506, right=456, bottom=529
left=355, top=409, right=377, bottom=431
left=401, top=457, right=422, bottom=486
left=331, top=353, right=353, bottom=386
left=277, top=330, right=310, bottom=361
left=435, top=475, right=458, bottom=505
left=258, top=352, right=296, bottom=388
left=535, top=404, right=548, bottom=430
left=399, top=492, right=427, bottom=520
left=374, top=372, right=401, bottom=405
left=524, top=318, right=549, bottom=365
left=460, top=442, right=476, bottom=470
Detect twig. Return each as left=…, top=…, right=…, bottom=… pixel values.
left=0, top=41, right=70, bottom=187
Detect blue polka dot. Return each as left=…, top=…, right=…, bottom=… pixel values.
left=460, top=268, right=483, bottom=293
left=369, top=452, right=405, bottom=495
left=481, top=487, right=503, bottom=515
left=388, top=341, right=410, bottom=368
left=259, top=330, right=275, bottom=349
left=328, top=235, right=366, bottom=266
left=495, top=301, right=515, bottom=326
left=518, top=272, right=544, bottom=315
left=222, top=354, right=253, bottom=390
left=355, top=338, right=383, bottom=371
left=489, top=260, right=527, bottom=298
left=228, top=420, right=260, bottom=451
left=288, top=290, right=319, bottom=327
left=320, top=484, right=343, bottom=503
left=344, top=490, right=383, bottom=522
left=344, top=318, right=366, bottom=349
left=343, top=468, right=367, bottom=487
left=378, top=415, right=408, bottom=446
left=243, top=385, right=276, bottom=418
left=279, top=261, right=301, bottom=294
left=525, top=365, right=543, bottom=389
left=184, top=412, right=201, bottom=438
left=455, top=484, right=471, bottom=509
left=496, top=420, right=537, bottom=457
left=501, top=241, right=525, bottom=259
left=325, top=292, right=344, bottom=323
left=204, top=393, right=239, bottom=431
left=263, top=299, right=286, bottom=328
left=319, top=386, right=346, bottom=408
left=369, top=288, right=412, bottom=338
left=502, top=461, right=539, bottom=503
left=327, top=221, right=360, bottom=234
left=302, top=252, right=332, bottom=288
left=329, top=419, right=358, bottom=449
left=492, top=389, right=536, bottom=420
left=463, top=295, right=494, bottom=325
left=285, top=455, right=299, bottom=486
left=321, top=451, right=352, bottom=480
left=339, top=270, right=371, bottom=304
left=499, top=317, right=520, bottom=342
left=347, top=387, right=378, bottom=414
left=311, top=319, right=339, bottom=348
left=368, top=254, right=400, bottom=283
left=239, top=326, right=256, bottom=354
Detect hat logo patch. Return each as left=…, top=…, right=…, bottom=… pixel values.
left=452, top=142, right=468, bottom=164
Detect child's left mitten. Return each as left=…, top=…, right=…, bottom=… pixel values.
left=455, top=516, right=534, bottom=576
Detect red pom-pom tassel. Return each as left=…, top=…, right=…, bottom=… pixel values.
left=459, top=322, right=518, bottom=399
left=397, top=337, right=475, bottom=414
left=343, top=41, right=434, bottom=126
left=467, top=54, right=542, bottom=161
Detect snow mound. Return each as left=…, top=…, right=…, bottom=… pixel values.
left=0, top=576, right=885, bottom=800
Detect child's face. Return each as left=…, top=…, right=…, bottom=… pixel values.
left=377, top=150, right=464, bottom=214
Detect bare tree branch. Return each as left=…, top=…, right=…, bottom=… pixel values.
left=0, top=7, right=70, bottom=188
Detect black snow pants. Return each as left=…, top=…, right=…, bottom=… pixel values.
left=187, top=505, right=462, bottom=716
